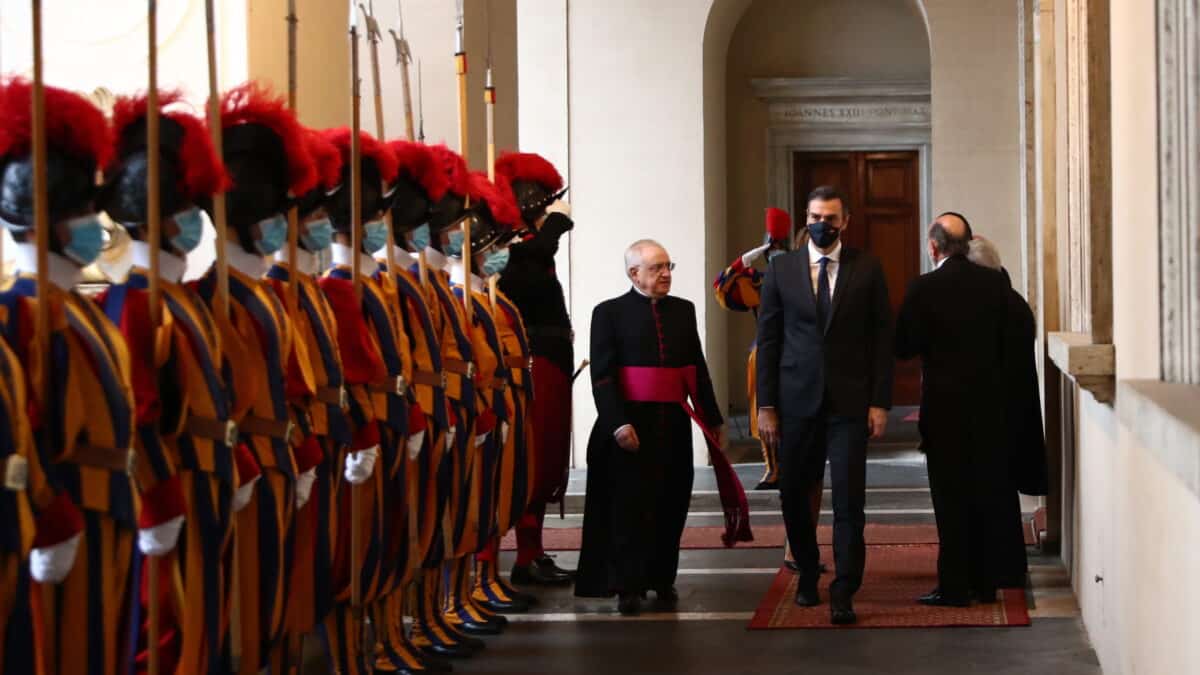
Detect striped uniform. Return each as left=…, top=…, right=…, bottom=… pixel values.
left=193, top=265, right=299, bottom=675
left=0, top=335, right=43, bottom=674
left=265, top=261, right=352, bottom=660
left=2, top=276, right=137, bottom=675
left=100, top=269, right=239, bottom=675
left=318, top=260, right=416, bottom=675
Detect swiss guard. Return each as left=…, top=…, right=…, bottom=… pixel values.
left=98, top=90, right=234, bottom=675
left=377, top=137, right=461, bottom=672
left=264, top=127, right=350, bottom=670
left=408, top=144, right=491, bottom=659
left=443, top=171, right=521, bottom=637
left=194, top=82, right=319, bottom=675
left=0, top=78, right=137, bottom=675
left=494, top=152, right=576, bottom=587
left=317, top=126, right=421, bottom=675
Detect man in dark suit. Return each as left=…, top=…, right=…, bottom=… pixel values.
left=757, top=186, right=894, bottom=625
left=894, top=213, right=1012, bottom=606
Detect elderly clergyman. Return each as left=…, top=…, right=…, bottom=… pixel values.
left=576, top=239, right=751, bottom=616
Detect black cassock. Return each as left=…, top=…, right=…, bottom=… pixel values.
left=575, top=289, right=722, bottom=598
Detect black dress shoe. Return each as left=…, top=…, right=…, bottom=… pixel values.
left=754, top=479, right=779, bottom=490
left=418, top=643, right=478, bottom=660
left=830, top=598, right=856, bottom=625
left=511, top=556, right=574, bottom=586
left=653, top=586, right=679, bottom=609
left=455, top=619, right=504, bottom=636
left=479, top=596, right=530, bottom=614
left=618, top=593, right=640, bottom=616
left=794, top=584, right=820, bottom=607
left=917, top=590, right=970, bottom=607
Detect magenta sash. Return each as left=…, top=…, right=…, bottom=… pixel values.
left=618, top=366, right=753, bottom=547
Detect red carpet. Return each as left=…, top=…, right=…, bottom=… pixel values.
left=502, top=522, right=1035, bottom=551
left=748, top=544, right=1031, bottom=629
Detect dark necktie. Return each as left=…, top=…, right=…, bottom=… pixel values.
left=816, top=256, right=832, bottom=331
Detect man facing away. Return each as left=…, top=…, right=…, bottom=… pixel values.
left=894, top=212, right=1012, bottom=606
left=756, top=186, right=894, bottom=625
left=576, top=240, right=728, bottom=616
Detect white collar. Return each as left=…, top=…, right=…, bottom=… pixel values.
left=448, top=259, right=484, bottom=292
left=224, top=240, right=267, bottom=279
left=390, top=248, right=418, bottom=269
left=808, top=238, right=843, bottom=263
left=131, top=240, right=187, bottom=283
left=423, top=246, right=447, bottom=270
left=330, top=242, right=377, bottom=276
left=275, top=246, right=320, bottom=276
left=935, top=255, right=949, bottom=270
left=12, top=243, right=82, bottom=290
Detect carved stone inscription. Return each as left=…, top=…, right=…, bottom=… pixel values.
left=770, top=102, right=931, bottom=126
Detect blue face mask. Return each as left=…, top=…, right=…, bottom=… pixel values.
left=169, top=207, right=205, bottom=255
left=480, top=247, right=510, bottom=276
left=444, top=228, right=465, bottom=257
left=254, top=213, right=289, bottom=255
left=301, top=216, right=334, bottom=252
left=63, top=213, right=106, bottom=266
left=409, top=223, right=431, bottom=251
left=362, top=219, right=389, bottom=254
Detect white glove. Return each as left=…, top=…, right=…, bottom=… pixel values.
left=475, top=432, right=490, bottom=448
left=137, top=515, right=185, bottom=556
left=406, top=430, right=426, bottom=462
left=545, top=199, right=571, bottom=219
left=344, top=446, right=379, bottom=485
left=30, top=533, right=82, bottom=584
left=501, top=422, right=510, bottom=445
left=232, top=475, right=260, bottom=512
left=741, top=243, right=771, bottom=268
left=294, top=468, right=317, bottom=508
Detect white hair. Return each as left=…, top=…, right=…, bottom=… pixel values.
left=967, top=237, right=1003, bottom=271
left=624, top=239, right=664, bottom=272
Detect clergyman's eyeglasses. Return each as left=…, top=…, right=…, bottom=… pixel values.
left=644, top=262, right=676, bottom=274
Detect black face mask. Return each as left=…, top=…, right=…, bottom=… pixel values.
left=808, top=220, right=840, bottom=248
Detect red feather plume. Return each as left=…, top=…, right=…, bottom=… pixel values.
left=387, top=139, right=449, bottom=202
left=219, top=82, right=317, bottom=196
left=495, top=151, right=563, bottom=193
left=305, top=129, right=342, bottom=191
left=468, top=172, right=521, bottom=231
left=110, top=91, right=231, bottom=200
left=0, top=77, right=111, bottom=168
left=320, top=128, right=399, bottom=186
left=426, top=144, right=470, bottom=198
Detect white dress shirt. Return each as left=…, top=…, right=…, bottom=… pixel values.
left=808, top=238, right=843, bottom=296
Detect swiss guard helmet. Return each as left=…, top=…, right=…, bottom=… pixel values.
left=0, top=78, right=111, bottom=253
left=320, top=128, right=399, bottom=254
left=460, top=171, right=521, bottom=257
left=101, top=92, right=229, bottom=255
left=386, top=139, right=448, bottom=235
left=425, top=144, right=470, bottom=234
left=494, top=151, right=563, bottom=227
left=211, top=82, right=317, bottom=255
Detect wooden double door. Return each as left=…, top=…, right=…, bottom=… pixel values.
left=793, top=150, right=923, bottom=406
